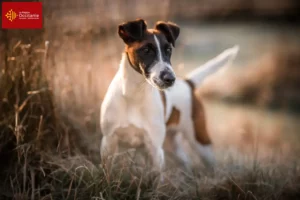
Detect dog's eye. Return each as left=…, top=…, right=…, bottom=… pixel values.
left=166, top=47, right=172, bottom=54
left=143, top=47, right=150, bottom=54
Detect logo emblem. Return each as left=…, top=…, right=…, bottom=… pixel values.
left=2, top=2, right=42, bottom=29
left=5, top=9, right=17, bottom=22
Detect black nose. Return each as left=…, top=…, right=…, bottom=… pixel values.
left=160, top=71, right=175, bottom=86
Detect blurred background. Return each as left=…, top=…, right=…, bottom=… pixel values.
left=41, top=0, right=300, bottom=156
left=1, top=0, right=300, bottom=199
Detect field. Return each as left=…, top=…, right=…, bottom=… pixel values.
left=1, top=1, right=300, bottom=199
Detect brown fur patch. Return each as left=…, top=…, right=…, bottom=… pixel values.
left=160, top=91, right=181, bottom=126
left=185, top=80, right=212, bottom=145
left=166, top=107, right=180, bottom=126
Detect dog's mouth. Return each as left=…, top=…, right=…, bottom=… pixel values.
left=152, top=78, right=176, bottom=90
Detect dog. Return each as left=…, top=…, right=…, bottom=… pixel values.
left=100, top=18, right=239, bottom=172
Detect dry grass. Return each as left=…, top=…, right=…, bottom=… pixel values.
left=0, top=36, right=300, bottom=200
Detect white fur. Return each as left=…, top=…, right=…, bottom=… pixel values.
left=100, top=53, right=166, bottom=172
left=196, top=144, right=215, bottom=166
left=100, top=45, right=239, bottom=170
left=154, top=35, right=163, bottom=62
left=186, top=45, right=239, bottom=87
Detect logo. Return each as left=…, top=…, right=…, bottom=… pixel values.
left=5, top=9, right=17, bottom=22
left=2, top=2, right=42, bottom=29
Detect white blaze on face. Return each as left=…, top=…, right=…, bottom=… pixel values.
left=154, top=35, right=163, bottom=63
left=147, top=35, right=175, bottom=89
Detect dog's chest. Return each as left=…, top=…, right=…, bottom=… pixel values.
left=114, top=100, right=150, bottom=147
left=101, top=76, right=164, bottom=147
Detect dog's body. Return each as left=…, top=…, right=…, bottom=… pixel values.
left=100, top=19, right=239, bottom=172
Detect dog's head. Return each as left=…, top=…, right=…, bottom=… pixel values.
left=118, top=18, right=180, bottom=90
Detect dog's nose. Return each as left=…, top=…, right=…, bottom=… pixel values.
left=160, top=71, right=175, bottom=86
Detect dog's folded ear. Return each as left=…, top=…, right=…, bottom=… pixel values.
left=118, top=19, right=147, bottom=44
left=155, top=21, right=180, bottom=47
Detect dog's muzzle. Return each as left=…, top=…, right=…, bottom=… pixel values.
left=159, top=70, right=176, bottom=87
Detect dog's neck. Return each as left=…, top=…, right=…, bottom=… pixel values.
left=119, top=53, right=153, bottom=98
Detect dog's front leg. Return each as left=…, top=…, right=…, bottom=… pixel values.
left=100, top=117, right=119, bottom=169
left=145, top=122, right=166, bottom=181
left=100, top=134, right=118, bottom=160
left=100, top=134, right=119, bottom=171
left=146, top=142, right=165, bottom=171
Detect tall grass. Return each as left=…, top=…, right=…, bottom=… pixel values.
left=0, top=33, right=300, bottom=200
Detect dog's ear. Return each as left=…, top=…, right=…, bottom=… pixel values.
left=155, top=21, right=180, bottom=47
left=118, top=19, right=147, bottom=44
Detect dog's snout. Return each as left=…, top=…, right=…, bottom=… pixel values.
left=160, top=71, right=175, bottom=86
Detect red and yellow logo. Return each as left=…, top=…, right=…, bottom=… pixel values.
left=5, top=9, right=17, bottom=22
left=2, top=2, right=42, bottom=29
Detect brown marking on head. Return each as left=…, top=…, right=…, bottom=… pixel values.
left=185, top=79, right=212, bottom=145
left=118, top=19, right=180, bottom=89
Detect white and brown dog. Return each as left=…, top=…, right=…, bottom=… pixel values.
left=100, top=19, right=239, bottom=172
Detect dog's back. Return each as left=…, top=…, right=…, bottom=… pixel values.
left=162, top=46, right=239, bottom=167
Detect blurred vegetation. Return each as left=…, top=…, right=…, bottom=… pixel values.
left=200, top=43, right=300, bottom=112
